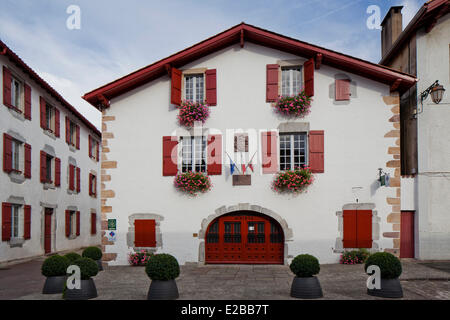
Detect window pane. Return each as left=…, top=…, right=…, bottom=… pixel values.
left=195, top=75, right=204, bottom=102
left=185, top=76, right=194, bottom=101
left=281, top=69, right=290, bottom=96
left=12, top=205, right=19, bottom=238
left=292, top=68, right=301, bottom=94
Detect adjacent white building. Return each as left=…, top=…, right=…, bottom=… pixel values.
left=1, top=40, right=101, bottom=264
left=84, top=23, right=417, bottom=265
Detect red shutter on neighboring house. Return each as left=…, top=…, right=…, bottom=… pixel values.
left=76, top=167, right=80, bottom=193
left=89, top=173, right=93, bottom=196
left=3, top=133, right=12, bottom=173
left=24, top=143, right=32, bottom=178
left=134, top=219, right=156, bottom=247
left=266, top=64, right=279, bottom=102
left=171, top=68, right=182, bottom=106
left=54, top=108, right=60, bottom=137
left=76, top=211, right=80, bottom=236
left=65, top=210, right=70, bottom=237
left=343, top=210, right=357, bottom=248
left=261, top=131, right=278, bottom=173
left=76, top=125, right=80, bottom=149
left=23, top=205, right=31, bottom=240
left=207, top=134, right=222, bottom=175
left=162, top=136, right=178, bottom=176
left=335, top=79, right=351, bottom=101
left=24, top=84, right=32, bottom=120
left=205, top=69, right=217, bottom=106
left=40, top=97, right=46, bottom=129
left=69, top=164, right=74, bottom=190
left=40, top=151, right=47, bottom=183
left=88, top=135, right=92, bottom=158
left=96, top=140, right=99, bottom=161
left=2, top=202, right=12, bottom=241
left=65, top=117, right=70, bottom=143
left=356, top=210, right=372, bottom=248
left=54, top=157, right=61, bottom=187
left=91, top=212, right=96, bottom=235
left=3, top=66, right=12, bottom=107
left=309, top=130, right=324, bottom=173
left=304, top=58, right=314, bottom=97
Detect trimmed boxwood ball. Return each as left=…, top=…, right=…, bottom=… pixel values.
left=145, top=254, right=180, bottom=281
left=290, top=254, right=320, bottom=277
left=64, top=252, right=81, bottom=263
left=73, top=257, right=99, bottom=280
left=365, top=252, right=402, bottom=279
left=41, top=255, right=70, bottom=277
left=82, top=246, right=102, bottom=261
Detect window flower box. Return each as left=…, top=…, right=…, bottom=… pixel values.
left=273, top=90, right=311, bottom=118
left=272, top=167, right=313, bottom=193
left=176, top=100, right=210, bottom=128
left=174, top=171, right=212, bottom=195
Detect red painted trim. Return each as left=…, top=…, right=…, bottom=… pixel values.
left=83, top=23, right=417, bottom=108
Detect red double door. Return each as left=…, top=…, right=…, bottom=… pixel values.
left=205, top=212, right=284, bottom=264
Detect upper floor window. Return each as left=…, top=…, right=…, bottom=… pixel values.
left=11, top=204, right=22, bottom=239
left=11, top=139, right=21, bottom=173
left=279, top=133, right=308, bottom=171
left=89, top=173, right=97, bottom=197
left=281, top=67, right=302, bottom=96
left=45, top=103, right=55, bottom=132
left=89, top=135, right=99, bottom=161
left=181, top=136, right=206, bottom=173
left=184, top=74, right=204, bottom=103
left=66, top=117, right=80, bottom=149
left=11, top=75, right=24, bottom=112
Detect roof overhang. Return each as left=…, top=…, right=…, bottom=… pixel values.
left=83, top=23, right=417, bottom=110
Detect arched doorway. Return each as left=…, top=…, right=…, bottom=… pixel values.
left=205, top=211, right=284, bottom=264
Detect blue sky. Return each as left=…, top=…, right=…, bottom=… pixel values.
left=0, top=0, right=423, bottom=129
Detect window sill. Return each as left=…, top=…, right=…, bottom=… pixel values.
left=68, top=235, right=78, bottom=240
left=8, top=172, right=25, bottom=184
left=9, top=237, right=25, bottom=248
left=90, top=156, right=99, bottom=163
left=67, top=189, right=80, bottom=195
left=43, top=129, right=56, bottom=140
left=68, top=144, right=77, bottom=152
left=7, top=107, right=26, bottom=122
left=43, top=183, right=55, bottom=190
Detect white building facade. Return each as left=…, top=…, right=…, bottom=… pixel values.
left=1, top=41, right=101, bottom=264
left=84, top=23, right=417, bottom=266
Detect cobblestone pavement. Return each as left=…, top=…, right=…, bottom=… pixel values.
left=3, top=260, right=449, bottom=300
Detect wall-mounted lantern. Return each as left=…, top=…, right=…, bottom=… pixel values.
left=415, top=80, right=446, bottom=117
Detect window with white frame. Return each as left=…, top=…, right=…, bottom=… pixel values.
left=279, top=133, right=308, bottom=170
left=46, top=154, right=53, bottom=183
left=69, top=211, right=77, bottom=237
left=10, top=75, right=24, bottom=112
left=184, top=74, right=204, bottom=102
left=69, top=121, right=76, bottom=146
left=281, top=66, right=302, bottom=96
left=181, top=136, right=207, bottom=173
left=45, top=103, right=55, bottom=132
left=11, top=139, right=22, bottom=173
left=11, top=204, right=22, bottom=239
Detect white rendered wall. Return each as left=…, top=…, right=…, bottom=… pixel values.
left=103, top=42, right=397, bottom=265
left=0, top=55, right=101, bottom=263
left=415, top=14, right=450, bottom=260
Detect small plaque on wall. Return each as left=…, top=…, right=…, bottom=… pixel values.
left=232, top=175, right=251, bottom=186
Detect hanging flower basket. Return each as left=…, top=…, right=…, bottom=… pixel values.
left=272, top=167, right=314, bottom=193
left=273, top=90, right=312, bottom=117
left=177, top=100, right=210, bottom=128
left=174, top=171, right=212, bottom=195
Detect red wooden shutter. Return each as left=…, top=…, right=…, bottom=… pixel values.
left=3, top=66, right=12, bottom=107
left=309, top=130, right=324, bottom=173
left=205, top=69, right=217, bottom=106
left=356, top=210, right=372, bottom=248
left=171, top=68, right=182, bottom=106
left=162, top=136, right=178, bottom=176
left=134, top=219, right=156, bottom=247
left=2, top=203, right=12, bottom=241
left=23, top=205, right=31, bottom=240
left=335, top=79, right=351, bottom=101
left=343, top=210, right=357, bottom=248
left=24, top=84, right=32, bottom=120
left=3, top=133, right=12, bottom=173
left=69, top=164, right=75, bottom=190
left=65, top=210, right=70, bottom=237
left=76, top=167, right=80, bottom=193
left=207, top=134, right=222, bottom=175
left=266, top=64, right=279, bottom=102
left=96, top=140, right=99, bottom=161
left=88, top=135, right=92, bottom=158
left=76, top=125, right=80, bottom=149
left=54, top=108, right=60, bottom=137
left=91, top=213, right=96, bottom=235
left=40, top=151, right=47, bottom=183
left=400, top=211, right=415, bottom=258
left=76, top=211, right=80, bottom=236
left=65, top=117, right=70, bottom=143
left=54, top=157, right=61, bottom=187
left=24, top=143, right=32, bottom=178
left=89, top=173, right=93, bottom=196
left=40, top=97, right=46, bottom=129
left=304, top=58, right=314, bottom=97
left=261, top=131, right=278, bottom=174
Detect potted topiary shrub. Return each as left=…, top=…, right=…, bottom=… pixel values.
left=289, top=254, right=323, bottom=299
left=365, top=252, right=403, bottom=298
left=64, top=257, right=99, bottom=300
left=42, top=255, right=70, bottom=294
left=82, top=246, right=103, bottom=271
left=145, top=253, right=180, bottom=300
left=64, top=252, right=81, bottom=264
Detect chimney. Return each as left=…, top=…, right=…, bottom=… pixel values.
left=381, top=6, right=403, bottom=59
